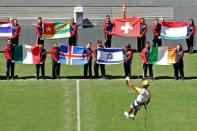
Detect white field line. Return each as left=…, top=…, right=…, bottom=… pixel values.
left=76, top=80, right=81, bottom=131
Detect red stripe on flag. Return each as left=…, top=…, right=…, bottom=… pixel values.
left=31, top=45, right=41, bottom=64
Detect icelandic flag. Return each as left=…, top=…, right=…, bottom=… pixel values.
left=160, top=21, right=188, bottom=40
left=0, top=22, right=12, bottom=38
left=59, top=44, right=87, bottom=66
left=96, top=48, right=124, bottom=64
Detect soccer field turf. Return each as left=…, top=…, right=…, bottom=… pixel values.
left=0, top=53, right=197, bottom=131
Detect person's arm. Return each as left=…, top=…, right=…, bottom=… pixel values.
left=125, top=77, right=142, bottom=93
left=50, top=49, right=58, bottom=63
left=4, top=47, right=12, bottom=60
left=152, top=26, right=159, bottom=36
left=140, top=50, right=147, bottom=63
left=71, top=25, right=78, bottom=37
left=141, top=24, right=148, bottom=37
left=35, top=24, right=41, bottom=38
left=13, top=26, right=20, bottom=38
left=190, top=26, right=196, bottom=37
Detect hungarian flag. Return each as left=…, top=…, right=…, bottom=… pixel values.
left=160, top=21, right=188, bottom=40
left=148, top=46, right=176, bottom=65
left=43, top=23, right=70, bottom=39
left=14, top=45, right=40, bottom=64
left=112, top=18, right=141, bottom=37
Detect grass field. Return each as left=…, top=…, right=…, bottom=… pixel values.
left=0, top=53, right=197, bottom=131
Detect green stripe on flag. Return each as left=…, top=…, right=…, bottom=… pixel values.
left=55, top=28, right=70, bottom=34
left=14, top=45, right=23, bottom=64
left=148, top=47, right=158, bottom=64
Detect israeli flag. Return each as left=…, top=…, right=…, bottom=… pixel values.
left=96, top=48, right=124, bottom=64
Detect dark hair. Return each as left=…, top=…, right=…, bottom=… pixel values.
left=38, top=16, right=42, bottom=20
left=189, top=19, right=195, bottom=26
left=106, top=15, right=110, bottom=18
left=97, top=40, right=102, bottom=45
left=145, top=41, right=150, bottom=45
left=177, top=44, right=183, bottom=51
left=126, top=44, right=131, bottom=49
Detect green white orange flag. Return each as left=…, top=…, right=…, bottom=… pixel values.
left=148, top=46, right=176, bottom=65
left=43, top=23, right=70, bottom=39
left=14, top=44, right=41, bottom=64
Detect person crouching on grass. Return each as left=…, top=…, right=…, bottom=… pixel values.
left=173, top=44, right=184, bottom=80
left=124, top=77, right=151, bottom=119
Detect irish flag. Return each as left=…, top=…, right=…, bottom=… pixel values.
left=43, top=23, right=70, bottom=39
left=160, top=21, right=188, bottom=40
left=148, top=46, right=176, bottom=65
left=14, top=44, right=40, bottom=64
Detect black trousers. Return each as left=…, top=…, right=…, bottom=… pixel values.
left=6, top=59, right=15, bottom=79
left=52, top=62, right=61, bottom=79
left=69, top=36, right=77, bottom=46
left=104, top=35, right=112, bottom=48
left=143, top=63, right=153, bottom=79
left=137, top=36, right=146, bottom=52
left=152, top=36, right=162, bottom=47
left=186, top=36, right=194, bottom=53
left=124, top=61, right=131, bottom=78
left=35, top=64, right=45, bottom=79
left=173, top=61, right=184, bottom=79
left=11, top=37, right=19, bottom=46
left=84, top=62, right=92, bottom=78
left=36, top=37, right=44, bottom=45
left=94, top=62, right=105, bottom=78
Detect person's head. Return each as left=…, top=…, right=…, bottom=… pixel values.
left=105, top=15, right=111, bottom=23
left=6, top=39, right=11, bottom=45
left=188, top=19, right=194, bottom=26
left=141, top=18, right=145, bottom=24
left=145, top=41, right=150, bottom=49
left=176, top=44, right=183, bottom=51
left=12, top=19, right=18, bottom=26
left=141, top=80, right=149, bottom=89
left=38, top=43, right=44, bottom=48
left=86, top=42, right=92, bottom=49
left=97, top=40, right=103, bottom=47
left=70, top=17, right=75, bottom=25
left=125, top=44, right=131, bottom=50
left=154, top=18, right=158, bottom=25
left=53, top=42, right=59, bottom=48
left=37, top=16, right=42, bottom=24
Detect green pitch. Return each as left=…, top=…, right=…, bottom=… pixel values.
left=0, top=53, right=197, bottom=131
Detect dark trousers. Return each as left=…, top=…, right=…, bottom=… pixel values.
left=152, top=36, right=162, bottom=47
left=35, top=64, right=45, bottom=79
left=11, top=37, right=19, bottom=46
left=52, top=62, right=61, bottom=79
left=6, top=59, right=15, bottom=79
left=137, top=36, right=146, bottom=52
left=173, top=61, right=184, bottom=79
left=186, top=36, right=194, bottom=53
left=36, top=37, right=44, bottom=45
left=69, top=36, right=77, bottom=46
left=104, top=35, right=112, bottom=48
left=143, top=63, right=153, bottom=79
left=94, top=62, right=105, bottom=78
left=124, top=61, right=131, bottom=78
left=84, top=62, right=92, bottom=78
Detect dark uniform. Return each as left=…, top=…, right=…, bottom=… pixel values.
left=35, top=47, right=46, bottom=80
left=84, top=48, right=93, bottom=78
left=4, top=44, right=15, bottom=80
left=152, top=23, right=162, bottom=47
left=103, top=21, right=113, bottom=48
left=50, top=47, right=61, bottom=79
left=173, top=50, right=184, bottom=80
left=186, top=25, right=196, bottom=53
left=69, top=23, right=78, bottom=46
left=94, top=46, right=105, bottom=79
left=35, top=22, right=44, bottom=44
left=137, top=23, right=148, bottom=52
left=11, top=24, right=20, bottom=46
left=141, top=47, right=153, bottom=79
left=123, top=48, right=133, bottom=78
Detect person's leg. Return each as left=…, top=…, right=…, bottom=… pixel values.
left=41, top=63, right=45, bottom=79
left=173, top=64, right=178, bottom=80
left=190, top=36, right=194, bottom=53
left=35, top=64, right=40, bottom=79
left=186, top=38, right=190, bottom=53
left=152, top=36, right=157, bottom=47
left=89, top=63, right=92, bottom=78
left=6, top=60, right=11, bottom=80
left=142, top=63, right=147, bottom=79
left=72, top=36, right=77, bottom=46
left=137, top=37, right=141, bottom=52
left=142, top=35, right=146, bottom=50
left=57, top=63, right=61, bottom=79
left=127, top=61, right=131, bottom=78
left=68, top=37, right=72, bottom=46
left=149, top=64, right=153, bottom=79
left=52, top=62, right=56, bottom=79
left=94, top=62, right=99, bottom=78
left=84, top=63, right=88, bottom=78
left=11, top=63, right=15, bottom=79
left=124, top=62, right=127, bottom=77
left=158, top=38, right=162, bottom=47
left=100, top=64, right=105, bottom=78
left=179, top=62, right=184, bottom=80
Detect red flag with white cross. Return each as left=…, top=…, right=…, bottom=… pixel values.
left=112, top=18, right=141, bottom=37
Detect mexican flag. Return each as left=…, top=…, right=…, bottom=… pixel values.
left=14, top=44, right=40, bottom=64
left=148, top=46, right=176, bottom=65
left=43, top=23, right=70, bottom=39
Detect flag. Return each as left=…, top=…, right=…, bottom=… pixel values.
left=59, top=44, right=87, bottom=66
left=0, top=22, right=12, bottom=38
left=160, top=21, right=188, bottom=40
left=96, top=48, right=124, bottom=64
left=112, top=18, right=141, bottom=37
left=14, top=44, right=40, bottom=64
left=148, top=46, right=176, bottom=65
left=43, top=23, right=70, bottom=39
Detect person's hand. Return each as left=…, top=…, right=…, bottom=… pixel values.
left=158, top=36, right=161, bottom=39
left=11, top=60, right=15, bottom=63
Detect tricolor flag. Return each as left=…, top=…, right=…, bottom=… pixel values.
left=14, top=45, right=41, bottom=64
left=59, top=44, right=87, bottom=66
left=43, top=23, right=70, bottom=39
left=112, top=18, right=141, bottom=37
left=148, top=46, right=176, bottom=65
left=160, top=21, right=188, bottom=40
left=96, top=48, right=124, bottom=64
left=0, top=22, right=12, bottom=38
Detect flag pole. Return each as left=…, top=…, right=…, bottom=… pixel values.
left=123, top=0, right=126, bottom=19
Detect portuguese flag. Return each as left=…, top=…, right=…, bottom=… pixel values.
left=14, top=45, right=40, bottom=64
left=148, top=46, right=176, bottom=65
left=43, top=23, right=70, bottom=39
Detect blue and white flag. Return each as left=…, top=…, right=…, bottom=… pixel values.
left=96, top=48, right=124, bottom=64
left=59, top=44, right=87, bottom=66
left=0, top=22, right=12, bottom=38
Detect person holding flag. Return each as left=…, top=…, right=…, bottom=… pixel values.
left=123, top=44, right=133, bottom=78
left=103, top=15, right=113, bottom=48
left=84, top=42, right=93, bottom=79
left=11, top=18, right=20, bottom=46
left=69, top=17, right=78, bottom=46
left=35, top=16, right=44, bottom=45
left=124, top=77, right=151, bottom=119
left=152, top=19, right=162, bottom=47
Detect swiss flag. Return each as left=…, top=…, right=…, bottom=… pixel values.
left=112, top=18, right=141, bottom=37
left=43, top=23, right=55, bottom=35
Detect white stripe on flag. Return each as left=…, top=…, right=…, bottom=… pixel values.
left=22, top=44, right=33, bottom=64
